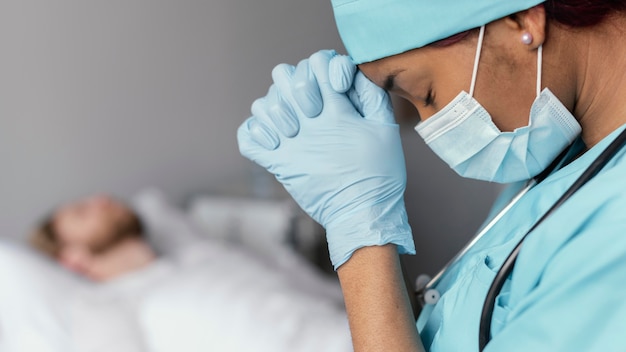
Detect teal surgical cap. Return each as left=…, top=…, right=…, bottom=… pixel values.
left=331, top=0, right=546, bottom=64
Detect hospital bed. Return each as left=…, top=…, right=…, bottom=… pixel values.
left=0, top=189, right=352, bottom=352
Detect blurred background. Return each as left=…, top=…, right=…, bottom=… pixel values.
left=0, top=0, right=500, bottom=285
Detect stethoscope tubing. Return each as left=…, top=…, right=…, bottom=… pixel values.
left=415, top=147, right=567, bottom=304
left=479, top=128, right=626, bottom=351
left=416, top=179, right=535, bottom=298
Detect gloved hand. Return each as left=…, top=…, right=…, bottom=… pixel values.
left=237, top=50, right=415, bottom=269
left=244, top=53, right=357, bottom=149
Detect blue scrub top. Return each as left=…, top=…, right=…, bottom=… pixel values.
left=417, top=124, right=626, bottom=351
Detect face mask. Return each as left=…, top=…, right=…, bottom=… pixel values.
left=415, top=26, right=581, bottom=183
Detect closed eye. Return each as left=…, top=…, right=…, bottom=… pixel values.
left=383, top=74, right=397, bottom=91
left=424, top=89, right=434, bottom=107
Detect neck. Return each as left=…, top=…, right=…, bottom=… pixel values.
left=567, top=14, right=626, bottom=147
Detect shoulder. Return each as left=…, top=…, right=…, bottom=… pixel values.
left=494, top=155, right=626, bottom=349
left=516, top=145, right=626, bottom=293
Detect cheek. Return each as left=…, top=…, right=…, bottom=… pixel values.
left=405, top=74, right=473, bottom=122
left=419, top=47, right=474, bottom=120
left=473, top=81, right=536, bottom=132
left=404, top=87, right=463, bottom=122
left=404, top=98, right=436, bottom=121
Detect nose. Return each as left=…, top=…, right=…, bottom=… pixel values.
left=59, top=246, right=92, bottom=274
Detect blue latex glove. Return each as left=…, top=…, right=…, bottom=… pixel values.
left=246, top=54, right=357, bottom=149
left=238, top=50, right=415, bottom=269
left=291, top=53, right=356, bottom=115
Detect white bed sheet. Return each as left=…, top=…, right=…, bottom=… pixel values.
left=0, top=189, right=352, bottom=352
left=140, top=241, right=351, bottom=352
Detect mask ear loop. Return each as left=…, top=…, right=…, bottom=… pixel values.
left=470, top=27, right=543, bottom=97
left=469, top=25, right=486, bottom=97
left=536, top=45, right=543, bottom=96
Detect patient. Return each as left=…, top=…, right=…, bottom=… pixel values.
left=17, top=191, right=352, bottom=352
left=30, top=194, right=156, bottom=282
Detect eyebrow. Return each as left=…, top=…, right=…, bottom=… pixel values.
left=382, top=69, right=405, bottom=91
left=383, top=74, right=397, bottom=91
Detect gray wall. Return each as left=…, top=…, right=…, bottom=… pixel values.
left=0, top=1, right=500, bottom=282
left=398, top=116, right=501, bottom=280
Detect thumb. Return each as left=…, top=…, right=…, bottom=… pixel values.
left=352, top=71, right=396, bottom=124
left=329, top=54, right=357, bottom=93
left=237, top=117, right=274, bottom=170
left=308, top=50, right=355, bottom=113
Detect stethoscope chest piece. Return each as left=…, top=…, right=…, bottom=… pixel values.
left=423, top=289, right=441, bottom=305
left=415, top=274, right=441, bottom=306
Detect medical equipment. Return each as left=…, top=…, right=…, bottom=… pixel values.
left=414, top=127, right=626, bottom=350
left=415, top=26, right=581, bottom=183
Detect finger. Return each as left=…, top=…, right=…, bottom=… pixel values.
left=247, top=99, right=281, bottom=150
left=270, top=66, right=302, bottom=137
left=347, top=88, right=365, bottom=117
left=271, top=63, right=297, bottom=103
left=237, top=117, right=273, bottom=168
left=308, top=50, right=354, bottom=111
left=266, top=85, right=300, bottom=138
left=329, top=55, right=357, bottom=93
left=291, top=59, right=323, bottom=118
left=352, top=71, right=396, bottom=124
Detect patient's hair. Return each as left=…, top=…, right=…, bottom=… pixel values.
left=29, top=209, right=145, bottom=259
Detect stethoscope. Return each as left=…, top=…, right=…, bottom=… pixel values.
left=414, top=127, right=626, bottom=351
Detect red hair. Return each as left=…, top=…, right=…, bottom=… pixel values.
left=430, top=0, right=626, bottom=47
left=545, top=0, right=626, bottom=27
left=431, top=31, right=474, bottom=47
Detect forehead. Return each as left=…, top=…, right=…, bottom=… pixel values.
left=51, top=197, right=132, bottom=244
left=51, top=203, right=86, bottom=235
left=357, top=38, right=476, bottom=88
left=53, top=200, right=88, bottom=221
left=357, top=47, right=435, bottom=88
left=52, top=196, right=127, bottom=227
left=53, top=203, right=79, bottom=223
left=50, top=210, right=83, bottom=244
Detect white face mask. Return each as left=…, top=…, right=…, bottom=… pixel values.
left=415, top=26, right=581, bottom=183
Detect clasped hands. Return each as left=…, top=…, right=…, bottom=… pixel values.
left=237, top=50, right=415, bottom=269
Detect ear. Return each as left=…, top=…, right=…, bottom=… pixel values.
left=504, top=4, right=547, bottom=50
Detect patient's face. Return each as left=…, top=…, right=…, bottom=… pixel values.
left=52, top=194, right=135, bottom=271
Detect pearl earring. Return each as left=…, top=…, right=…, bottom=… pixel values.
left=521, top=32, right=533, bottom=45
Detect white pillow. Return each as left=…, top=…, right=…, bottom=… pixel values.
left=133, top=188, right=324, bottom=261
left=131, top=188, right=206, bottom=257
left=0, top=239, right=89, bottom=352
left=187, top=195, right=309, bottom=258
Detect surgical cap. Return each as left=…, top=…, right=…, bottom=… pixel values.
left=332, top=0, right=546, bottom=64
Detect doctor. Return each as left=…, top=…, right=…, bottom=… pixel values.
left=238, top=1, right=626, bottom=351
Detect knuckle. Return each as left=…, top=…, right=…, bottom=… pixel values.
left=250, top=96, right=268, bottom=115
left=309, top=50, right=331, bottom=67
left=271, top=63, right=294, bottom=82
